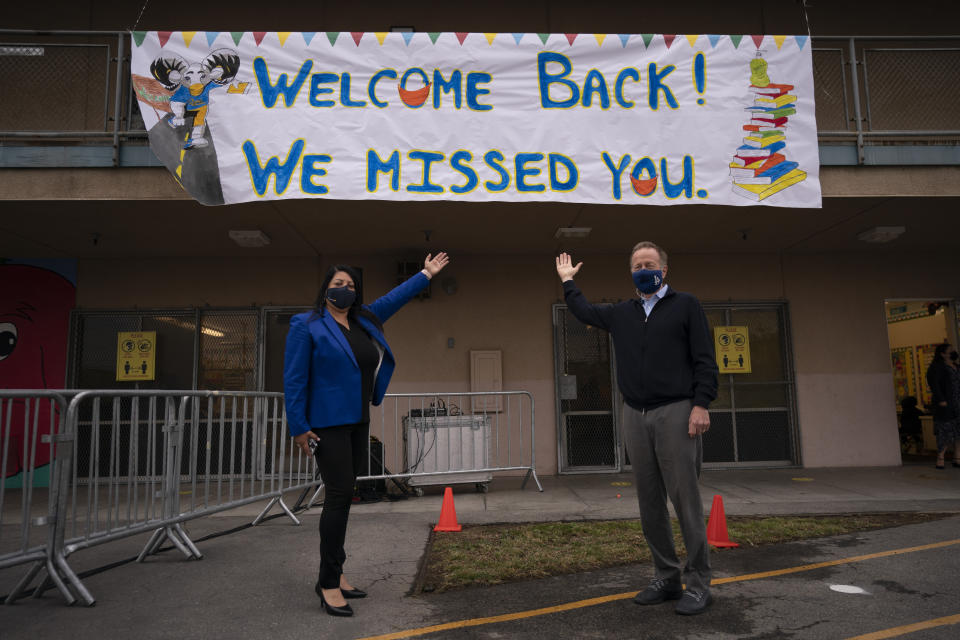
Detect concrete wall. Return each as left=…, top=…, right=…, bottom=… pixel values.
left=782, top=253, right=959, bottom=467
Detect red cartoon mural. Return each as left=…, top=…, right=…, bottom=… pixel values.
left=1, top=264, right=76, bottom=481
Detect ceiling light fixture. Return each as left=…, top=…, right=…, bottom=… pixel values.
left=554, top=227, right=592, bottom=239
left=228, top=229, right=271, bottom=247
left=857, top=226, right=905, bottom=243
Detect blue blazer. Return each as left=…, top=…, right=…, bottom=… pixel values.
left=283, top=272, right=429, bottom=436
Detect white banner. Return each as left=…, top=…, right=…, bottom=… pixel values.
left=131, top=31, right=821, bottom=207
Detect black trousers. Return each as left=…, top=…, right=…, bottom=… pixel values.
left=312, top=422, right=369, bottom=589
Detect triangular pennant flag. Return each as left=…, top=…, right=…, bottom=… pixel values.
left=278, top=32, right=291, bottom=46
left=253, top=32, right=267, bottom=46
left=512, top=33, right=524, bottom=44
left=795, top=35, right=808, bottom=50
left=205, top=32, right=219, bottom=47
left=774, top=35, right=787, bottom=49
left=375, top=32, right=388, bottom=45
left=617, top=34, right=630, bottom=47
left=402, top=32, right=415, bottom=46
left=158, top=31, right=173, bottom=47
left=565, top=34, right=577, bottom=45
left=708, top=34, right=723, bottom=48
left=302, top=32, right=316, bottom=46
left=132, top=31, right=147, bottom=47
left=428, top=32, right=441, bottom=44
left=685, top=34, right=699, bottom=47
left=485, top=33, right=497, bottom=45
left=663, top=34, right=676, bottom=48
left=537, top=33, right=549, bottom=44
left=230, top=32, right=244, bottom=45
left=594, top=34, right=606, bottom=46
left=182, top=32, right=196, bottom=48
left=730, top=35, right=744, bottom=48
left=751, top=34, right=765, bottom=48
left=455, top=32, right=469, bottom=45
left=351, top=32, right=364, bottom=46
left=641, top=34, right=654, bottom=47
left=326, top=32, right=339, bottom=46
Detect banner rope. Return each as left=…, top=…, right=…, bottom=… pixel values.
left=130, top=0, right=151, bottom=32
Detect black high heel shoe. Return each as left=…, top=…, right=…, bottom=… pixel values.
left=341, top=586, right=367, bottom=599
left=316, top=581, right=354, bottom=617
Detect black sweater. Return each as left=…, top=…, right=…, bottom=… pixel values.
left=563, top=281, right=718, bottom=411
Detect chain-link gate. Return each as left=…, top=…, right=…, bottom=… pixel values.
left=553, top=301, right=798, bottom=472
left=701, top=304, right=799, bottom=467
left=67, top=308, right=261, bottom=484
left=553, top=304, right=619, bottom=473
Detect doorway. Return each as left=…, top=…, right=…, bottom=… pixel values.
left=884, top=299, right=959, bottom=463
left=553, top=301, right=799, bottom=473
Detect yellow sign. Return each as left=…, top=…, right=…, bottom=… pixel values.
left=116, top=331, right=156, bottom=381
left=714, top=326, right=752, bottom=374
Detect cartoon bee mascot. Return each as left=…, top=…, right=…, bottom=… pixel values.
left=150, top=49, right=240, bottom=149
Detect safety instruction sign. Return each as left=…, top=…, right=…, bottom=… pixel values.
left=116, top=331, right=157, bottom=381
left=714, top=326, right=752, bottom=374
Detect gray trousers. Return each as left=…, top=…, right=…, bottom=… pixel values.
left=622, top=399, right=711, bottom=593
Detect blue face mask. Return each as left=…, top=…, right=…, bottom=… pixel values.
left=632, top=269, right=663, bottom=295
left=326, top=286, right=356, bottom=309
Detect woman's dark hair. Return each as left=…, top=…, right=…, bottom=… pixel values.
left=934, top=343, right=952, bottom=358
left=314, top=264, right=384, bottom=332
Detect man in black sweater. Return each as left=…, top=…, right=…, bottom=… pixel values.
left=556, top=241, right=718, bottom=616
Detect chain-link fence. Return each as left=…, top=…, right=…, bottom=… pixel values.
left=1, top=31, right=958, bottom=163
left=863, top=48, right=960, bottom=131
left=0, top=43, right=110, bottom=132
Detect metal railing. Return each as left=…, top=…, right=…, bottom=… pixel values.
left=1, top=388, right=540, bottom=606
left=0, top=31, right=958, bottom=166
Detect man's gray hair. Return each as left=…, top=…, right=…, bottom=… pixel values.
left=630, top=241, right=668, bottom=267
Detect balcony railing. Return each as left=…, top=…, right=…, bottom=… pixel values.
left=1, top=30, right=958, bottom=167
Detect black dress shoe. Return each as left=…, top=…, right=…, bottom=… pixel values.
left=341, top=587, right=367, bottom=599
left=675, top=589, right=713, bottom=616
left=315, top=580, right=354, bottom=616
left=633, top=578, right=683, bottom=605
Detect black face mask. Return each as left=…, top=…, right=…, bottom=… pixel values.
left=326, top=286, right=356, bottom=309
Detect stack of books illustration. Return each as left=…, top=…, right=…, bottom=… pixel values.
left=730, top=57, right=807, bottom=201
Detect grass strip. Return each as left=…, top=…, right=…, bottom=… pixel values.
left=416, top=513, right=949, bottom=594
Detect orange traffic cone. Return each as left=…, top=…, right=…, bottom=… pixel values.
left=434, top=486, right=462, bottom=532
left=706, top=494, right=739, bottom=548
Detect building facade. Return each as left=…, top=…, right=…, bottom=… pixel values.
left=2, top=1, right=959, bottom=474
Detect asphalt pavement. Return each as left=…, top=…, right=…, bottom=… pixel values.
left=3, top=464, right=960, bottom=640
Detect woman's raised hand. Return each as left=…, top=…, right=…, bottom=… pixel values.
left=422, top=252, right=450, bottom=279
left=555, top=252, right=582, bottom=282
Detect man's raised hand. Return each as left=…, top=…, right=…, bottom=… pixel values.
left=556, top=252, right=583, bottom=282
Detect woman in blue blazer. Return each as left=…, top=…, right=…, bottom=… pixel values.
left=283, top=252, right=449, bottom=617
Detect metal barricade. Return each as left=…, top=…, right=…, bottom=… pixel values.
left=0, top=391, right=73, bottom=604
left=300, top=391, right=542, bottom=508
left=44, top=390, right=304, bottom=606
left=2, top=388, right=540, bottom=606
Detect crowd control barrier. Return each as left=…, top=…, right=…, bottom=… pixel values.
left=300, top=390, right=542, bottom=508
left=1, top=388, right=540, bottom=606
left=0, top=391, right=73, bottom=604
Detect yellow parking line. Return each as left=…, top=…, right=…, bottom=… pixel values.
left=357, top=538, right=960, bottom=640
left=844, top=613, right=960, bottom=639
left=712, top=538, right=960, bottom=585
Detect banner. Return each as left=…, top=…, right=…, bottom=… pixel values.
left=131, top=32, right=821, bottom=207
